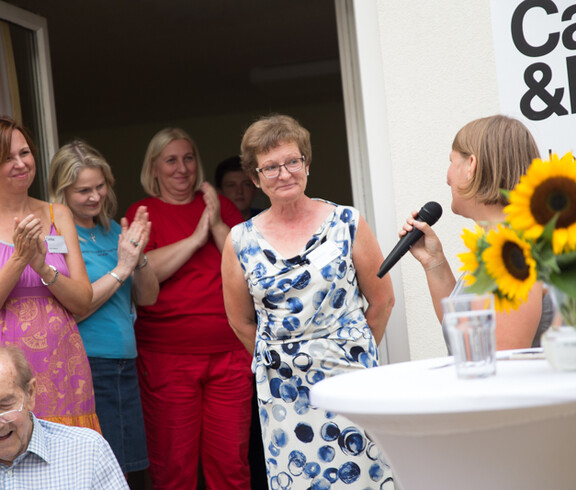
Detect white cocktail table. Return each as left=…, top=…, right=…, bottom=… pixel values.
left=310, top=353, right=576, bottom=490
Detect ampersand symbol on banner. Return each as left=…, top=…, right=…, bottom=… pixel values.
left=520, top=62, right=569, bottom=121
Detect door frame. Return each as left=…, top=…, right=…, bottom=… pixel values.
left=335, top=0, right=411, bottom=363
left=0, top=0, right=58, bottom=195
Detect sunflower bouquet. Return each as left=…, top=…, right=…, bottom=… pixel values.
left=458, top=152, right=576, bottom=324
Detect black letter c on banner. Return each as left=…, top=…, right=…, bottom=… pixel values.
left=512, top=0, right=560, bottom=57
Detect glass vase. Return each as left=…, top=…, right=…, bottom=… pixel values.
left=541, top=285, right=576, bottom=371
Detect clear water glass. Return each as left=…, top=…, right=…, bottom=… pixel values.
left=442, top=293, right=496, bottom=379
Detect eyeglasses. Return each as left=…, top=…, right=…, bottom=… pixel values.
left=0, top=400, right=24, bottom=424
left=255, top=156, right=305, bottom=179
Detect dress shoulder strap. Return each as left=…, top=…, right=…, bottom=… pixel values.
left=49, top=203, right=60, bottom=235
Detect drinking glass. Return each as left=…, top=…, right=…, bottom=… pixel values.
left=442, top=293, right=496, bottom=379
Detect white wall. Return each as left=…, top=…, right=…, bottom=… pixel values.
left=359, top=0, right=500, bottom=360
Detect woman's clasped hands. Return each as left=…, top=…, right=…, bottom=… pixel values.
left=13, top=214, right=47, bottom=271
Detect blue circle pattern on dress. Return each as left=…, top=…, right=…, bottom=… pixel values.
left=231, top=201, right=394, bottom=489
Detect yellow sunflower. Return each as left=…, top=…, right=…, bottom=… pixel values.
left=482, top=224, right=536, bottom=304
left=457, top=225, right=485, bottom=286
left=505, top=152, right=576, bottom=254
left=493, top=291, right=523, bottom=313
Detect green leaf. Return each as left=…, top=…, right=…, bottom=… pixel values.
left=465, top=267, right=497, bottom=294
left=539, top=214, right=560, bottom=243
left=549, top=269, right=576, bottom=300
left=557, top=250, right=576, bottom=269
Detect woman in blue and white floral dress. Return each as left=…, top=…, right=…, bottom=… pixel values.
left=222, top=115, right=396, bottom=489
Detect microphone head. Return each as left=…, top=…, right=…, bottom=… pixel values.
left=418, top=201, right=443, bottom=226
left=376, top=201, right=443, bottom=279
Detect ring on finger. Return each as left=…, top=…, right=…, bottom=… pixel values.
left=130, top=238, right=139, bottom=247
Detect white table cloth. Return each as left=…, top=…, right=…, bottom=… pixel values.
left=310, top=352, right=576, bottom=490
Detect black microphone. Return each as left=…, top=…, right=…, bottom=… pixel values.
left=377, top=201, right=443, bottom=278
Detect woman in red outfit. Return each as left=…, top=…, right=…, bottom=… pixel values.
left=125, top=128, right=252, bottom=490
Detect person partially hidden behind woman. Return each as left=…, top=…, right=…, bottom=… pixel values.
left=215, top=155, right=262, bottom=220
left=222, top=114, right=396, bottom=489
left=399, top=114, right=553, bottom=350
left=48, top=140, right=159, bottom=478
left=0, top=116, right=99, bottom=431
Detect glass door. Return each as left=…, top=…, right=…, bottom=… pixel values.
left=0, top=1, right=57, bottom=199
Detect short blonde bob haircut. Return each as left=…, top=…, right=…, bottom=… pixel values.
left=240, top=114, right=312, bottom=180
left=140, top=127, right=205, bottom=197
left=49, top=140, right=117, bottom=230
left=452, top=115, right=540, bottom=206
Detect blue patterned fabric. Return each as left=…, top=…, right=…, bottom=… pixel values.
left=231, top=201, right=394, bottom=489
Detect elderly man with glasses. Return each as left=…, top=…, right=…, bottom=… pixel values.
left=0, top=346, right=127, bottom=489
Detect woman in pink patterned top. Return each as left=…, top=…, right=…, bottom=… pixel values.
left=0, top=116, right=99, bottom=431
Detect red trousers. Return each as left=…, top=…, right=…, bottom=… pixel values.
left=137, top=348, right=253, bottom=489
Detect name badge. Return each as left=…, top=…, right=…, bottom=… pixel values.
left=307, top=241, right=341, bottom=269
left=45, top=236, right=68, bottom=254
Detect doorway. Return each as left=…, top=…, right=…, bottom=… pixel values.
left=1, top=0, right=352, bottom=214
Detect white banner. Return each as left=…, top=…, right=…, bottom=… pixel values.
left=491, top=0, right=576, bottom=156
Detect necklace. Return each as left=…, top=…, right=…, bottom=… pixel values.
left=89, top=231, right=96, bottom=242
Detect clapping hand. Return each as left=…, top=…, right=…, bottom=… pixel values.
left=200, top=182, right=224, bottom=231
left=118, top=206, right=151, bottom=275
left=190, top=208, right=210, bottom=250
left=13, top=214, right=46, bottom=269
